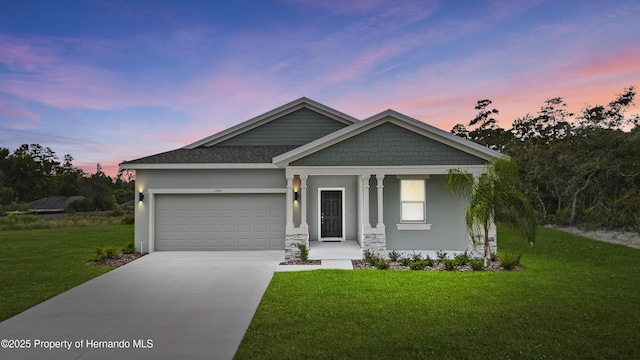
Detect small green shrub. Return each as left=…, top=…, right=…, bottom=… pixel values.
left=500, top=253, right=522, bottom=270
left=388, top=249, right=401, bottom=262
left=121, top=241, right=136, bottom=254
left=443, top=259, right=457, bottom=271
left=399, top=257, right=412, bottom=267
left=296, top=243, right=309, bottom=262
left=470, top=259, right=485, bottom=271
left=436, top=250, right=448, bottom=261
left=91, top=246, right=119, bottom=262
left=363, top=249, right=377, bottom=265
left=410, top=251, right=422, bottom=262
left=374, top=258, right=390, bottom=270
left=454, top=251, right=470, bottom=266
left=409, top=258, right=433, bottom=270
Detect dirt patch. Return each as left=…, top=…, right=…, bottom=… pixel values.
left=547, top=225, right=640, bottom=249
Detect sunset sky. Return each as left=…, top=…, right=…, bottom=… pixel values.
left=1, top=0, right=639, bottom=177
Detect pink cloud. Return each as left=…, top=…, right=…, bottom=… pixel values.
left=0, top=98, right=41, bottom=127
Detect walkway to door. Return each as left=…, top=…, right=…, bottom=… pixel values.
left=309, top=240, right=362, bottom=260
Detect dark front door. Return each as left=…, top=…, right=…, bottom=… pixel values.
left=321, top=190, right=342, bottom=238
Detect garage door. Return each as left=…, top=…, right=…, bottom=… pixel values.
left=155, top=194, right=285, bottom=251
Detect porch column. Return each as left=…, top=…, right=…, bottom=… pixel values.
left=362, top=175, right=371, bottom=230
left=300, top=174, right=308, bottom=232
left=376, top=174, right=385, bottom=230
left=286, top=174, right=294, bottom=231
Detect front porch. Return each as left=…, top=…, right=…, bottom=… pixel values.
left=309, top=240, right=362, bottom=260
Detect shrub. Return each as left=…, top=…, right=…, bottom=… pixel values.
left=363, top=249, right=377, bottom=265
left=374, top=258, right=390, bottom=270
left=500, top=253, right=522, bottom=270
left=122, top=214, right=135, bottom=225
left=410, top=251, right=422, bottom=262
left=470, top=259, right=485, bottom=271
left=399, top=257, right=412, bottom=267
left=122, top=241, right=136, bottom=254
left=108, top=208, right=125, bottom=217
left=443, top=259, right=457, bottom=271
left=454, top=251, right=470, bottom=266
left=409, top=258, right=434, bottom=270
left=388, top=249, right=401, bottom=262
left=436, top=250, right=448, bottom=261
left=91, top=246, right=119, bottom=262
left=296, top=243, right=309, bottom=262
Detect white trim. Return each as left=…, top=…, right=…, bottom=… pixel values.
left=148, top=188, right=286, bottom=194
left=396, top=175, right=430, bottom=179
left=318, top=187, right=346, bottom=241
left=396, top=223, right=432, bottom=230
left=120, top=163, right=279, bottom=170
left=286, top=165, right=486, bottom=177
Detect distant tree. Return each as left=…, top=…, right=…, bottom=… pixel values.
left=445, top=158, right=537, bottom=265
left=452, top=99, right=512, bottom=151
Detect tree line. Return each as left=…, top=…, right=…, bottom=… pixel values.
left=0, top=144, right=134, bottom=213
left=452, top=86, right=640, bottom=230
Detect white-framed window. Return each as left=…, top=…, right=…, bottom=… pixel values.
left=400, top=179, right=426, bottom=223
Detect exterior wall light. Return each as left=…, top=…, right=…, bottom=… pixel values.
left=139, top=192, right=145, bottom=202
left=294, top=190, right=299, bottom=201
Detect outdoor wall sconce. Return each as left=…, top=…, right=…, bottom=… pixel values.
left=139, top=192, right=144, bottom=202
left=294, top=190, right=299, bottom=201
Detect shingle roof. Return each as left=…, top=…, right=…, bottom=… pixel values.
left=27, top=196, right=85, bottom=211
left=122, top=145, right=299, bottom=165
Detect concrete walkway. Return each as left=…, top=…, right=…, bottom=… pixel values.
left=0, top=251, right=283, bottom=360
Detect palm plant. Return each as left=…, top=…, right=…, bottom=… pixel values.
left=445, top=158, right=537, bottom=265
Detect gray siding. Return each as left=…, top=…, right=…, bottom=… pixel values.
left=140, top=169, right=285, bottom=189
left=218, top=108, right=350, bottom=146
left=383, top=175, right=470, bottom=251
left=291, top=122, right=487, bottom=166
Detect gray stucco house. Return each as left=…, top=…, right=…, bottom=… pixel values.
left=120, top=97, right=501, bottom=259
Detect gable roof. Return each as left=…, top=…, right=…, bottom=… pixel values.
left=273, top=109, right=504, bottom=167
left=184, top=97, right=359, bottom=149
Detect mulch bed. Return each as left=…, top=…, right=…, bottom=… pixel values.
left=279, top=259, right=322, bottom=265
left=87, top=253, right=145, bottom=267
left=351, top=259, right=517, bottom=272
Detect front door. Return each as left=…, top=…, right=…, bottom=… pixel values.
left=320, top=190, right=343, bottom=240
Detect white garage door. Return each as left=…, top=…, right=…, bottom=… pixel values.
left=155, top=194, right=285, bottom=251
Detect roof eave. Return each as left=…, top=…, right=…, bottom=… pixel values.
left=119, top=163, right=281, bottom=171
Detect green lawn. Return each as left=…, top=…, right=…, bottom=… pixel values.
left=236, top=227, right=640, bottom=359
left=0, top=225, right=134, bottom=321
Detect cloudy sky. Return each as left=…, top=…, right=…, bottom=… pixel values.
left=1, top=0, right=639, bottom=176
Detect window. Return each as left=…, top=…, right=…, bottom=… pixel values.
left=400, top=179, right=425, bottom=223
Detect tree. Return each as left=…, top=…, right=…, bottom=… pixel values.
left=452, top=99, right=512, bottom=151
left=445, top=158, right=537, bottom=265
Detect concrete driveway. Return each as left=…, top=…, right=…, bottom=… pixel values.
left=0, top=251, right=283, bottom=360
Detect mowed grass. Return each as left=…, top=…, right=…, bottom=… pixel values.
left=0, top=225, right=134, bottom=321
left=236, top=227, right=640, bottom=359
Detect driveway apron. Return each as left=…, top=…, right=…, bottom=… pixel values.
left=0, top=251, right=283, bottom=360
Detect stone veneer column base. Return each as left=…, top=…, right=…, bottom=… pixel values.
left=467, top=235, right=497, bottom=259
left=285, top=233, right=310, bottom=261
left=362, top=232, right=386, bottom=258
